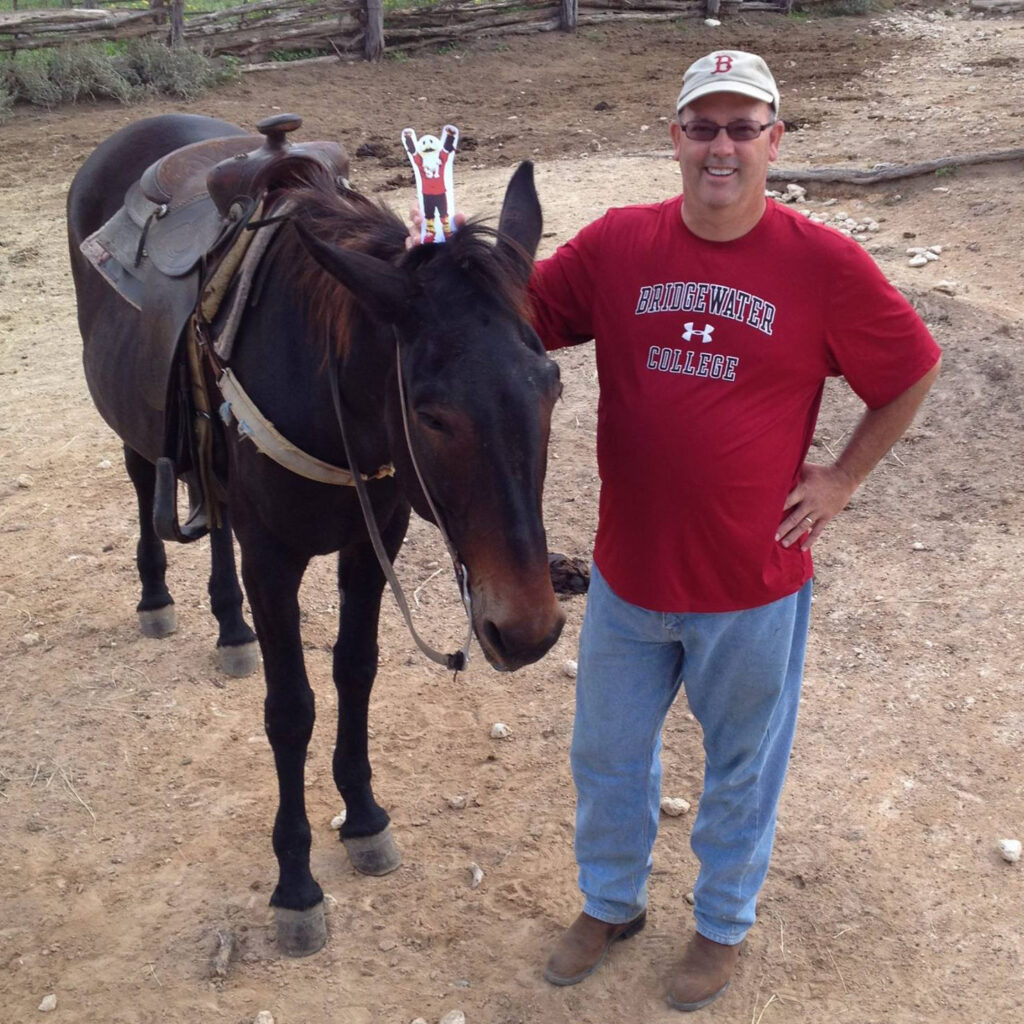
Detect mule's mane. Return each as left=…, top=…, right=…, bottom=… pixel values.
left=276, top=166, right=532, bottom=358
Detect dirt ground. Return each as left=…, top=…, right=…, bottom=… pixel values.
left=2, top=2, right=1023, bottom=1022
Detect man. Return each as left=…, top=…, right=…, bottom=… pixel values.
left=527, top=50, right=941, bottom=1012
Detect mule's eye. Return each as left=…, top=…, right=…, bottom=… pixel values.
left=417, top=409, right=450, bottom=434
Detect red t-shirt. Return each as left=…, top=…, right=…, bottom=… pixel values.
left=530, top=197, right=941, bottom=613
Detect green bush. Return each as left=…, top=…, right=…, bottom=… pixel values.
left=0, top=39, right=234, bottom=117
left=0, top=80, right=12, bottom=124
left=48, top=45, right=134, bottom=104
left=112, top=38, right=233, bottom=100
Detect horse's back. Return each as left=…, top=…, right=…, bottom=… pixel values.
left=68, top=114, right=245, bottom=243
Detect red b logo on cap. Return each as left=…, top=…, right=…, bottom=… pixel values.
left=712, top=55, right=734, bottom=74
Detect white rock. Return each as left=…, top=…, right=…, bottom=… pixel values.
left=98, top=459, right=113, bottom=469
left=439, top=1012, right=467, bottom=1024
left=660, top=796, right=691, bottom=817
left=446, top=794, right=468, bottom=810
left=39, top=995, right=57, bottom=1012
left=911, top=541, right=928, bottom=551
left=490, top=722, right=511, bottom=739
left=563, top=659, right=578, bottom=679
left=704, top=18, right=721, bottom=26
left=923, top=250, right=940, bottom=262
left=784, top=183, right=807, bottom=201
left=21, top=632, right=41, bottom=648
left=254, top=1013, right=275, bottom=1024
left=998, top=838, right=1021, bottom=863
left=330, top=810, right=346, bottom=830
left=684, top=891, right=695, bottom=905
left=908, top=255, right=929, bottom=267
left=469, top=862, right=484, bottom=888
left=17, top=474, right=33, bottom=489
left=933, top=281, right=957, bottom=296
left=928, top=244, right=943, bottom=254
left=410, top=1019, right=429, bottom=1024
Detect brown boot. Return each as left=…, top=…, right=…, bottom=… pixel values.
left=544, top=910, right=647, bottom=986
left=666, top=933, right=743, bottom=1012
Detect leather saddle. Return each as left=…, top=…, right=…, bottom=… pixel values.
left=80, top=113, right=350, bottom=541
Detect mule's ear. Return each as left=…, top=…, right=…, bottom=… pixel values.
left=497, top=160, right=542, bottom=261
left=294, top=221, right=413, bottom=323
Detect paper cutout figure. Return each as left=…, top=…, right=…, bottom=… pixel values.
left=402, top=124, right=459, bottom=243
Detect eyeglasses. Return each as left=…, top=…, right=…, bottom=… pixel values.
left=678, top=119, right=776, bottom=142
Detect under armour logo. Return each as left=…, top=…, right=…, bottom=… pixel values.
left=681, top=322, right=715, bottom=344
left=712, top=55, right=734, bottom=75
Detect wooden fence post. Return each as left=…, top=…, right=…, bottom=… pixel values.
left=365, top=0, right=384, bottom=61
left=560, top=0, right=578, bottom=31
left=169, top=0, right=186, bottom=47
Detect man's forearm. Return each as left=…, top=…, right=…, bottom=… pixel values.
left=835, top=358, right=942, bottom=489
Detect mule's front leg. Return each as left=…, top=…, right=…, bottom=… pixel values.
left=240, top=537, right=326, bottom=956
left=333, top=510, right=409, bottom=875
left=207, top=513, right=259, bottom=677
left=124, top=445, right=176, bottom=638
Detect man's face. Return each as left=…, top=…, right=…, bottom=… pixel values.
left=670, top=92, right=784, bottom=230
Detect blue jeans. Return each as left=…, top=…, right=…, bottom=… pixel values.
left=571, top=564, right=812, bottom=945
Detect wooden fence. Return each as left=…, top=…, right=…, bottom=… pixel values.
left=0, top=0, right=790, bottom=62
left=7, top=0, right=1005, bottom=64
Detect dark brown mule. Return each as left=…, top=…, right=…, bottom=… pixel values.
left=67, top=114, right=565, bottom=955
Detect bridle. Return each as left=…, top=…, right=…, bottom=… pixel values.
left=327, top=334, right=473, bottom=673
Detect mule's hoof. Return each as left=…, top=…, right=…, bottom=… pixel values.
left=343, top=824, right=402, bottom=876
left=138, top=605, right=177, bottom=638
left=274, top=903, right=327, bottom=957
left=217, top=640, right=260, bottom=678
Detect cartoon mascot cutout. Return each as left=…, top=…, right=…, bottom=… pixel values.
left=403, top=124, right=459, bottom=243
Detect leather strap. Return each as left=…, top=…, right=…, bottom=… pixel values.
left=328, top=339, right=471, bottom=673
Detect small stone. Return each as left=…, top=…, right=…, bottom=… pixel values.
left=911, top=541, right=928, bottom=551
left=908, top=255, right=929, bottom=267
left=446, top=794, right=468, bottom=810
left=704, top=17, right=722, bottom=26
left=330, top=810, right=347, bottom=830
left=563, top=659, right=578, bottom=679
left=684, top=891, right=695, bottom=905
left=16, top=474, right=33, bottom=489
left=933, top=280, right=957, bottom=296
left=490, top=722, right=511, bottom=739
left=439, top=1012, right=466, bottom=1024
left=469, top=862, right=484, bottom=888
left=998, top=838, right=1021, bottom=863
left=378, top=938, right=398, bottom=951
left=928, top=244, right=943, bottom=254
left=39, top=995, right=57, bottom=1012
left=21, top=632, right=41, bottom=648
left=660, top=796, right=691, bottom=817
left=410, top=1019, right=428, bottom=1024
left=98, top=459, right=113, bottom=469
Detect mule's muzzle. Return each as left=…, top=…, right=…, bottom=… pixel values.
left=476, top=602, right=566, bottom=672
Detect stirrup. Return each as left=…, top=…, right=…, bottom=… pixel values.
left=154, top=457, right=209, bottom=543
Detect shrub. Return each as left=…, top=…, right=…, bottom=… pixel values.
left=0, top=81, right=12, bottom=125
left=0, top=40, right=235, bottom=114
left=112, top=38, right=232, bottom=101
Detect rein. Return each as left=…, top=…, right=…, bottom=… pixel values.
left=327, top=337, right=472, bottom=673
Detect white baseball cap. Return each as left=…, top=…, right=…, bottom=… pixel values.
left=677, top=50, right=780, bottom=115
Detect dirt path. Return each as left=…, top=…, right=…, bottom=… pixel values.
left=1, top=4, right=1023, bottom=1023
